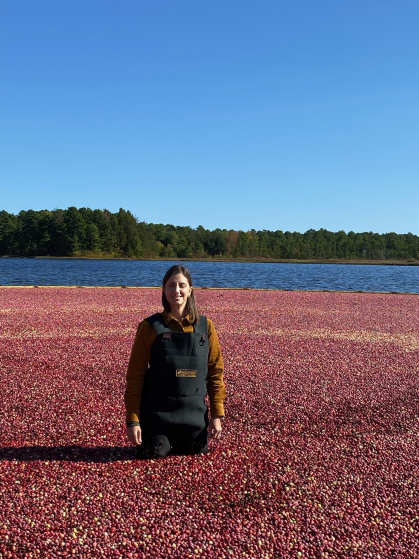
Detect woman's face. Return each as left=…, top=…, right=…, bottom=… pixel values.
left=163, top=273, right=192, bottom=315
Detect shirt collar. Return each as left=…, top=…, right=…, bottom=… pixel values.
left=162, top=310, right=192, bottom=326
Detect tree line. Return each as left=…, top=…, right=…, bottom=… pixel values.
left=0, top=207, right=418, bottom=260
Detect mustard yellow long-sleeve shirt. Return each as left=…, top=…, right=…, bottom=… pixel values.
left=125, top=311, right=226, bottom=425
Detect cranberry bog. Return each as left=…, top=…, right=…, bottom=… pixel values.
left=1, top=287, right=418, bottom=559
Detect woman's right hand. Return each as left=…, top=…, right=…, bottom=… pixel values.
left=127, top=425, right=142, bottom=445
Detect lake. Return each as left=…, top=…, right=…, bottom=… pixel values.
left=1, top=258, right=418, bottom=293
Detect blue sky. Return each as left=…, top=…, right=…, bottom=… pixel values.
left=2, top=0, right=418, bottom=234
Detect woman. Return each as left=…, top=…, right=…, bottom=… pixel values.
left=125, top=265, right=226, bottom=458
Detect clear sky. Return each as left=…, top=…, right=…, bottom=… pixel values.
left=2, top=0, right=418, bottom=234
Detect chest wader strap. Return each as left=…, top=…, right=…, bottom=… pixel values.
left=146, top=313, right=209, bottom=339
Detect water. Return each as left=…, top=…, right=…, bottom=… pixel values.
left=1, top=258, right=418, bottom=293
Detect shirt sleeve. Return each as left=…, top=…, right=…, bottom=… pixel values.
left=206, top=318, right=226, bottom=418
left=124, top=319, right=157, bottom=425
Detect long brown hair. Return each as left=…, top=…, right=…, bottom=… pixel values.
left=162, top=265, right=200, bottom=324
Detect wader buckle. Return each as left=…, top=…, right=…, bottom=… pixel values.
left=199, top=334, right=206, bottom=346
left=163, top=332, right=171, bottom=342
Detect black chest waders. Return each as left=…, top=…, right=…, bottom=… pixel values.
left=138, top=313, right=209, bottom=457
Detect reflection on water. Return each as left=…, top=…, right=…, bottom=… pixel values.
left=1, top=258, right=418, bottom=293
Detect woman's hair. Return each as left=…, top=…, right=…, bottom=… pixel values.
left=162, top=265, right=200, bottom=324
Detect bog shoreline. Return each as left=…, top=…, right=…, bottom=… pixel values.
left=1, top=285, right=418, bottom=295
left=1, top=255, right=418, bottom=266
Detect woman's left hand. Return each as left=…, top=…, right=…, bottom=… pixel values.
left=209, top=417, right=222, bottom=440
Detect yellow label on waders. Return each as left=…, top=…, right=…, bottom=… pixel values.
left=176, top=369, right=197, bottom=377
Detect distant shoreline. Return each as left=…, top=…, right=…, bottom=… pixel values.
left=2, top=255, right=418, bottom=266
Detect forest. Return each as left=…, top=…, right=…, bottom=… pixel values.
left=0, top=207, right=418, bottom=261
